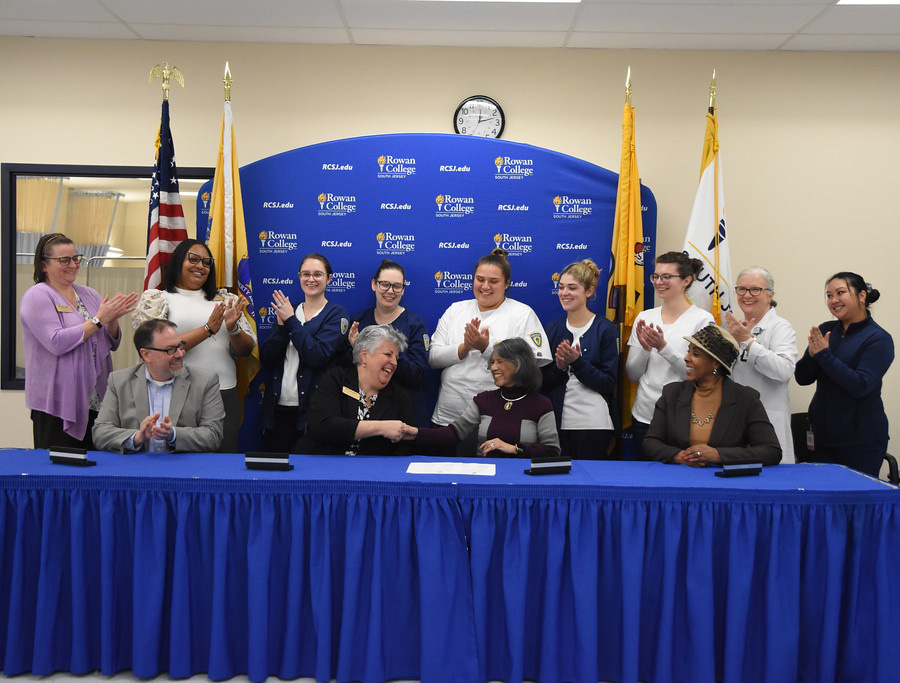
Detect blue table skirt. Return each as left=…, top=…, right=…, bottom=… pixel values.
left=0, top=450, right=898, bottom=683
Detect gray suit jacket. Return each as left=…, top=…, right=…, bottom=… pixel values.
left=642, top=377, right=782, bottom=465
left=93, top=363, right=225, bottom=453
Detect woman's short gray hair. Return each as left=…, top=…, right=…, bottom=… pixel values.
left=353, top=324, right=408, bottom=365
left=737, top=266, right=777, bottom=307
left=492, top=337, right=541, bottom=393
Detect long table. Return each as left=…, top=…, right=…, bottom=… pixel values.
left=0, top=449, right=897, bottom=683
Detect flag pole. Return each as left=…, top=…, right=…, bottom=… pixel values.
left=709, top=69, right=721, bottom=321
left=148, top=61, right=185, bottom=101
left=224, top=61, right=232, bottom=102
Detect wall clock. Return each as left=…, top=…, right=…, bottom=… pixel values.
left=453, top=95, right=505, bottom=139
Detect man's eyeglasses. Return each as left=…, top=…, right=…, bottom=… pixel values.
left=43, top=254, right=84, bottom=266
left=649, top=273, right=683, bottom=283
left=144, top=341, right=186, bottom=355
left=187, top=252, right=214, bottom=268
left=734, top=286, right=768, bottom=296
left=374, top=280, right=405, bottom=293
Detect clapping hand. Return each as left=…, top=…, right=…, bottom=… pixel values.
left=223, top=297, right=248, bottom=333
left=555, top=339, right=581, bottom=370
left=635, top=318, right=666, bottom=351
left=463, top=317, right=490, bottom=353
left=808, top=326, right=830, bottom=356
left=150, top=415, right=174, bottom=443
left=134, top=412, right=162, bottom=447
left=348, top=321, right=360, bottom=347
left=724, top=311, right=756, bottom=344
left=270, top=290, right=295, bottom=325
left=97, top=291, right=138, bottom=325
left=205, top=301, right=226, bottom=334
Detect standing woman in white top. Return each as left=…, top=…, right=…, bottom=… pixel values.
left=626, top=251, right=714, bottom=457
left=133, top=239, right=256, bottom=452
left=429, top=248, right=549, bottom=452
left=725, top=267, right=797, bottom=462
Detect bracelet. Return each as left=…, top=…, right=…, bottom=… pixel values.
left=204, top=323, right=215, bottom=337
left=227, top=325, right=241, bottom=337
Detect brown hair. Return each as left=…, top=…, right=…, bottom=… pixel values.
left=474, top=248, right=510, bottom=283
left=656, top=251, right=702, bottom=285
left=560, top=258, right=601, bottom=300
left=33, top=233, right=74, bottom=284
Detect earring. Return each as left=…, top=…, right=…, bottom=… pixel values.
left=713, top=368, right=718, bottom=375
left=363, top=363, right=367, bottom=368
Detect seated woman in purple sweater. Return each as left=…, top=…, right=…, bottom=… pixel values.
left=402, top=337, right=560, bottom=458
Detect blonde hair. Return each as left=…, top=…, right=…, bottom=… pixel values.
left=560, top=258, right=601, bottom=299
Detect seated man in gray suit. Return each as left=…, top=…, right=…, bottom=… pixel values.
left=93, top=319, right=225, bottom=452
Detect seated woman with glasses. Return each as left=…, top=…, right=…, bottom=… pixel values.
left=260, top=253, right=349, bottom=452
left=21, top=232, right=138, bottom=449
left=724, top=267, right=797, bottom=462
left=133, top=238, right=256, bottom=452
left=344, top=259, right=430, bottom=425
left=625, top=251, right=714, bottom=456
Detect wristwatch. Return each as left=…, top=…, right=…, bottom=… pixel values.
left=739, top=337, right=755, bottom=353
left=90, top=316, right=103, bottom=329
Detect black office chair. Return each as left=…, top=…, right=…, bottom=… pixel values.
left=790, top=412, right=899, bottom=485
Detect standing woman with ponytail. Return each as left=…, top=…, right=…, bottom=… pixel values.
left=542, top=259, right=619, bottom=459
left=795, top=272, right=894, bottom=477
left=626, top=251, right=714, bottom=455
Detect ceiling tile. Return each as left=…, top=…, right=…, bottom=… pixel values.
left=131, top=24, right=350, bottom=43
left=783, top=33, right=900, bottom=50
left=343, top=0, right=578, bottom=32
left=0, top=0, right=115, bottom=21
left=575, top=3, right=826, bottom=34
left=351, top=28, right=566, bottom=47
left=0, top=19, right=136, bottom=39
left=568, top=31, right=791, bottom=50
left=802, top=6, right=900, bottom=36
left=104, top=0, right=344, bottom=28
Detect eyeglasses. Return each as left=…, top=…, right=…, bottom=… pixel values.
left=186, top=252, right=214, bottom=268
left=374, top=279, right=405, bottom=293
left=43, top=254, right=84, bottom=266
left=649, top=273, right=683, bottom=283
left=144, top=341, right=186, bottom=355
left=735, top=286, right=769, bottom=296
left=300, top=271, right=327, bottom=280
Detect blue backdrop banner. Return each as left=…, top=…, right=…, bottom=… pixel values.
left=197, top=133, right=656, bottom=447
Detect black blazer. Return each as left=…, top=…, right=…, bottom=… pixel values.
left=643, top=377, right=782, bottom=465
left=303, top=365, right=414, bottom=456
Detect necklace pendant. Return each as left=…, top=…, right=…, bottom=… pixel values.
left=504, top=401, right=513, bottom=411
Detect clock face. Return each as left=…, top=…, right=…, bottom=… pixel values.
left=454, top=96, right=505, bottom=139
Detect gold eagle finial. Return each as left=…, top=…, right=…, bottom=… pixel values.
left=149, top=61, right=185, bottom=101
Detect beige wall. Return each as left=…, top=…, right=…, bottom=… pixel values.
left=2, top=38, right=898, bottom=453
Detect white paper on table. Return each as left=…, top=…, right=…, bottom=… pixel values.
left=406, top=462, right=496, bottom=476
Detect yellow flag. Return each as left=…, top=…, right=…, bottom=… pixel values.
left=207, top=101, right=259, bottom=404
left=606, top=102, right=645, bottom=428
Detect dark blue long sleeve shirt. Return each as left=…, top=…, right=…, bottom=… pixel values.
left=795, top=313, right=894, bottom=448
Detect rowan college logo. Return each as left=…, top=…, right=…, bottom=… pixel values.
left=553, top=196, right=563, bottom=212
left=530, top=333, right=543, bottom=348
left=434, top=271, right=443, bottom=283
left=435, top=195, right=445, bottom=211
left=318, top=193, right=326, bottom=209
left=201, top=191, right=210, bottom=209
left=494, top=156, right=504, bottom=172
left=378, top=155, right=386, bottom=172
left=258, top=231, right=267, bottom=244
left=493, top=233, right=502, bottom=249
left=377, top=232, right=386, bottom=248
left=258, top=306, right=268, bottom=316
left=551, top=272, right=560, bottom=284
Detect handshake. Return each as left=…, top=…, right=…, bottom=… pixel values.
left=375, top=421, right=418, bottom=443
left=372, top=421, right=516, bottom=456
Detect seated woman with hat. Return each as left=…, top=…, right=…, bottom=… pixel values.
left=643, top=323, right=782, bottom=466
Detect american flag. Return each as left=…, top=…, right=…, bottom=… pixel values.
left=144, top=99, right=188, bottom=290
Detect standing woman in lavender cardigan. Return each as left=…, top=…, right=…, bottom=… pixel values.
left=20, top=233, right=137, bottom=449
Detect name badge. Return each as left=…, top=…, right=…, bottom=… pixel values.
left=55, top=304, right=73, bottom=313
left=342, top=386, right=361, bottom=401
